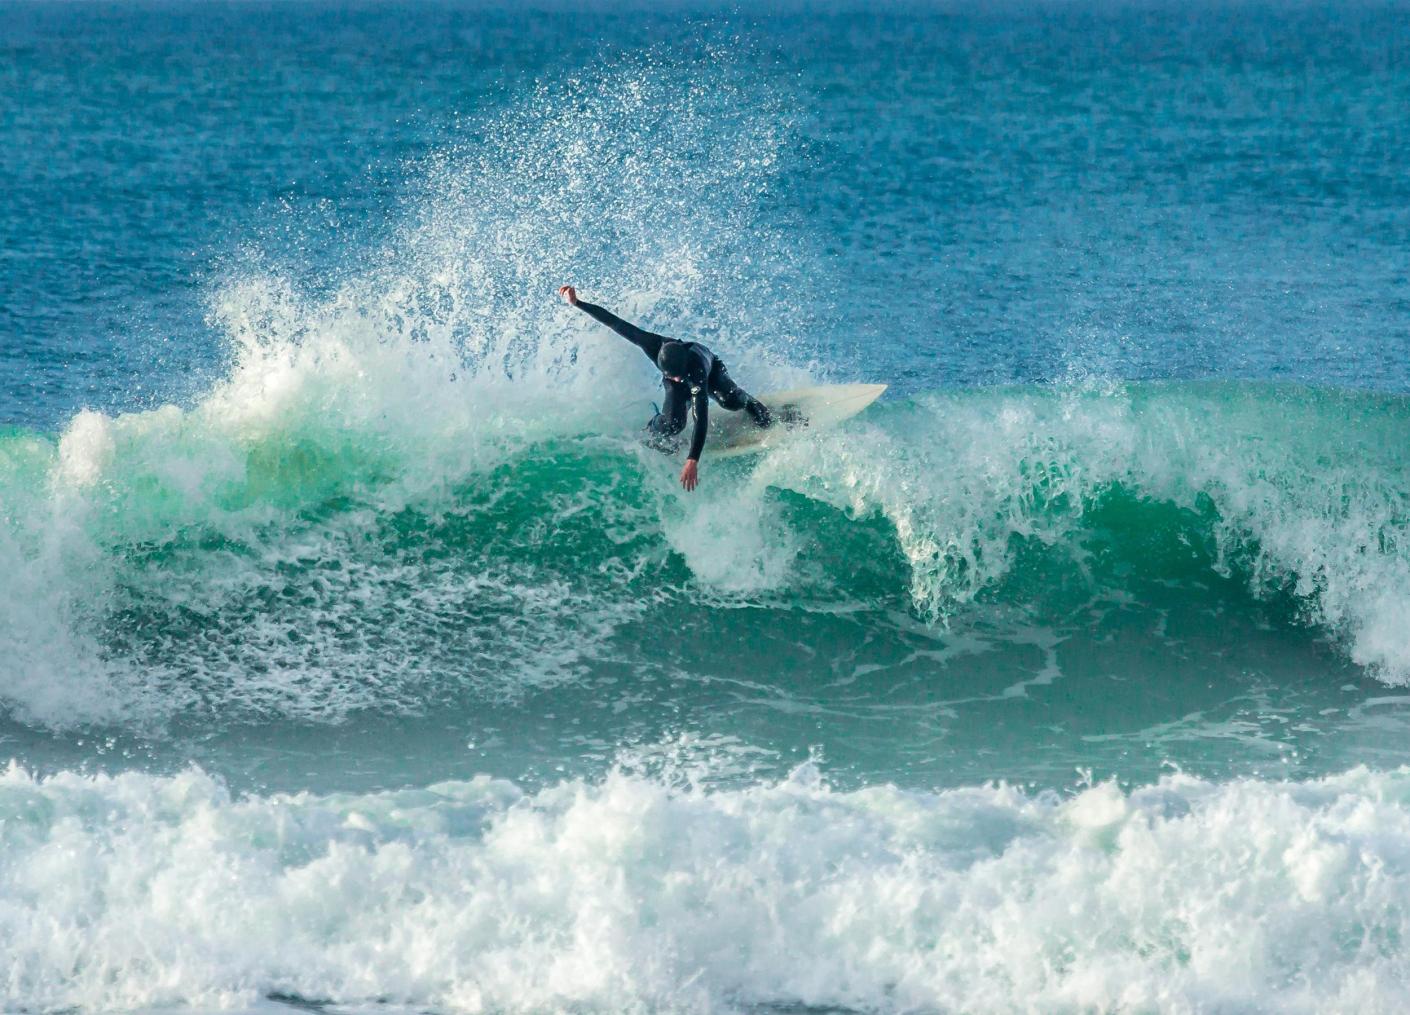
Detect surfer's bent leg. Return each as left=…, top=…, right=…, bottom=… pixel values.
left=644, top=379, right=690, bottom=453
left=708, top=362, right=772, bottom=428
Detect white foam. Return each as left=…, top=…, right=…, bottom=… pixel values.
left=3, top=761, right=1410, bottom=1013
left=658, top=466, right=800, bottom=595
left=54, top=409, right=116, bottom=488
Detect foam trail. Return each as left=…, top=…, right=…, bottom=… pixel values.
left=2, top=761, right=1410, bottom=1013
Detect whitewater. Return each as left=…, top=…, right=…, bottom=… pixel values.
left=4, top=2, right=1410, bottom=1012
left=6, top=762, right=1410, bottom=1013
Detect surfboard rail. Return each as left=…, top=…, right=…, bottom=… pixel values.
left=707, top=382, right=887, bottom=459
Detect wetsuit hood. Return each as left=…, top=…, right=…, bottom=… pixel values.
left=656, top=341, right=692, bottom=379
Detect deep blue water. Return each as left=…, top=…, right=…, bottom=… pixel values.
left=6, top=2, right=1409, bottom=431
left=4, top=3, right=1410, bottom=1012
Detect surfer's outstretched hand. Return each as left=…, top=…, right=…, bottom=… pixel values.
left=558, top=285, right=578, bottom=306
left=680, top=458, right=699, bottom=493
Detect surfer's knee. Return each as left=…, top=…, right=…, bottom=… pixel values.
left=648, top=413, right=686, bottom=437
left=714, top=384, right=748, bottom=412
left=642, top=412, right=685, bottom=454
left=642, top=430, right=682, bottom=454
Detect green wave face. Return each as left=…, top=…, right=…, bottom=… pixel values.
left=2, top=376, right=1408, bottom=786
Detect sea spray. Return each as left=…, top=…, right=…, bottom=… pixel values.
left=0, top=52, right=806, bottom=731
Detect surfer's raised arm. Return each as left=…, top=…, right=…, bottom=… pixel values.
left=559, top=286, right=664, bottom=363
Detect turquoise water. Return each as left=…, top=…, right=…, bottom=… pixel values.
left=4, top=3, right=1410, bottom=1012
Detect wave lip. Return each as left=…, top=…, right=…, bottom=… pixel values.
left=3, top=761, right=1410, bottom=1013
left=758, top=381, right=1410, bottom=680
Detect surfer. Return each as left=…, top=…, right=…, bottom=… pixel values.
left=559, top=286, right=772, bottom=492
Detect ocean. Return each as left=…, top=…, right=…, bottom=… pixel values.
left=3, top=2, right=1410, bottom=1011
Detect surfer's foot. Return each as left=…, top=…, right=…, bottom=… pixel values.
left=743, top=396, right=774, bottom=429
left=777, top=404, right=807, bottom=427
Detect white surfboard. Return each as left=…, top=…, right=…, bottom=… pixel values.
left=706, top=383, right=887, bottom=460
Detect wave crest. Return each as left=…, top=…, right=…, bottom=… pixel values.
left=5, top=381, right=1410, bottom=730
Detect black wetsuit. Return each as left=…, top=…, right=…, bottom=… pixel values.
left=576, top=300, right=771, bottom=459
